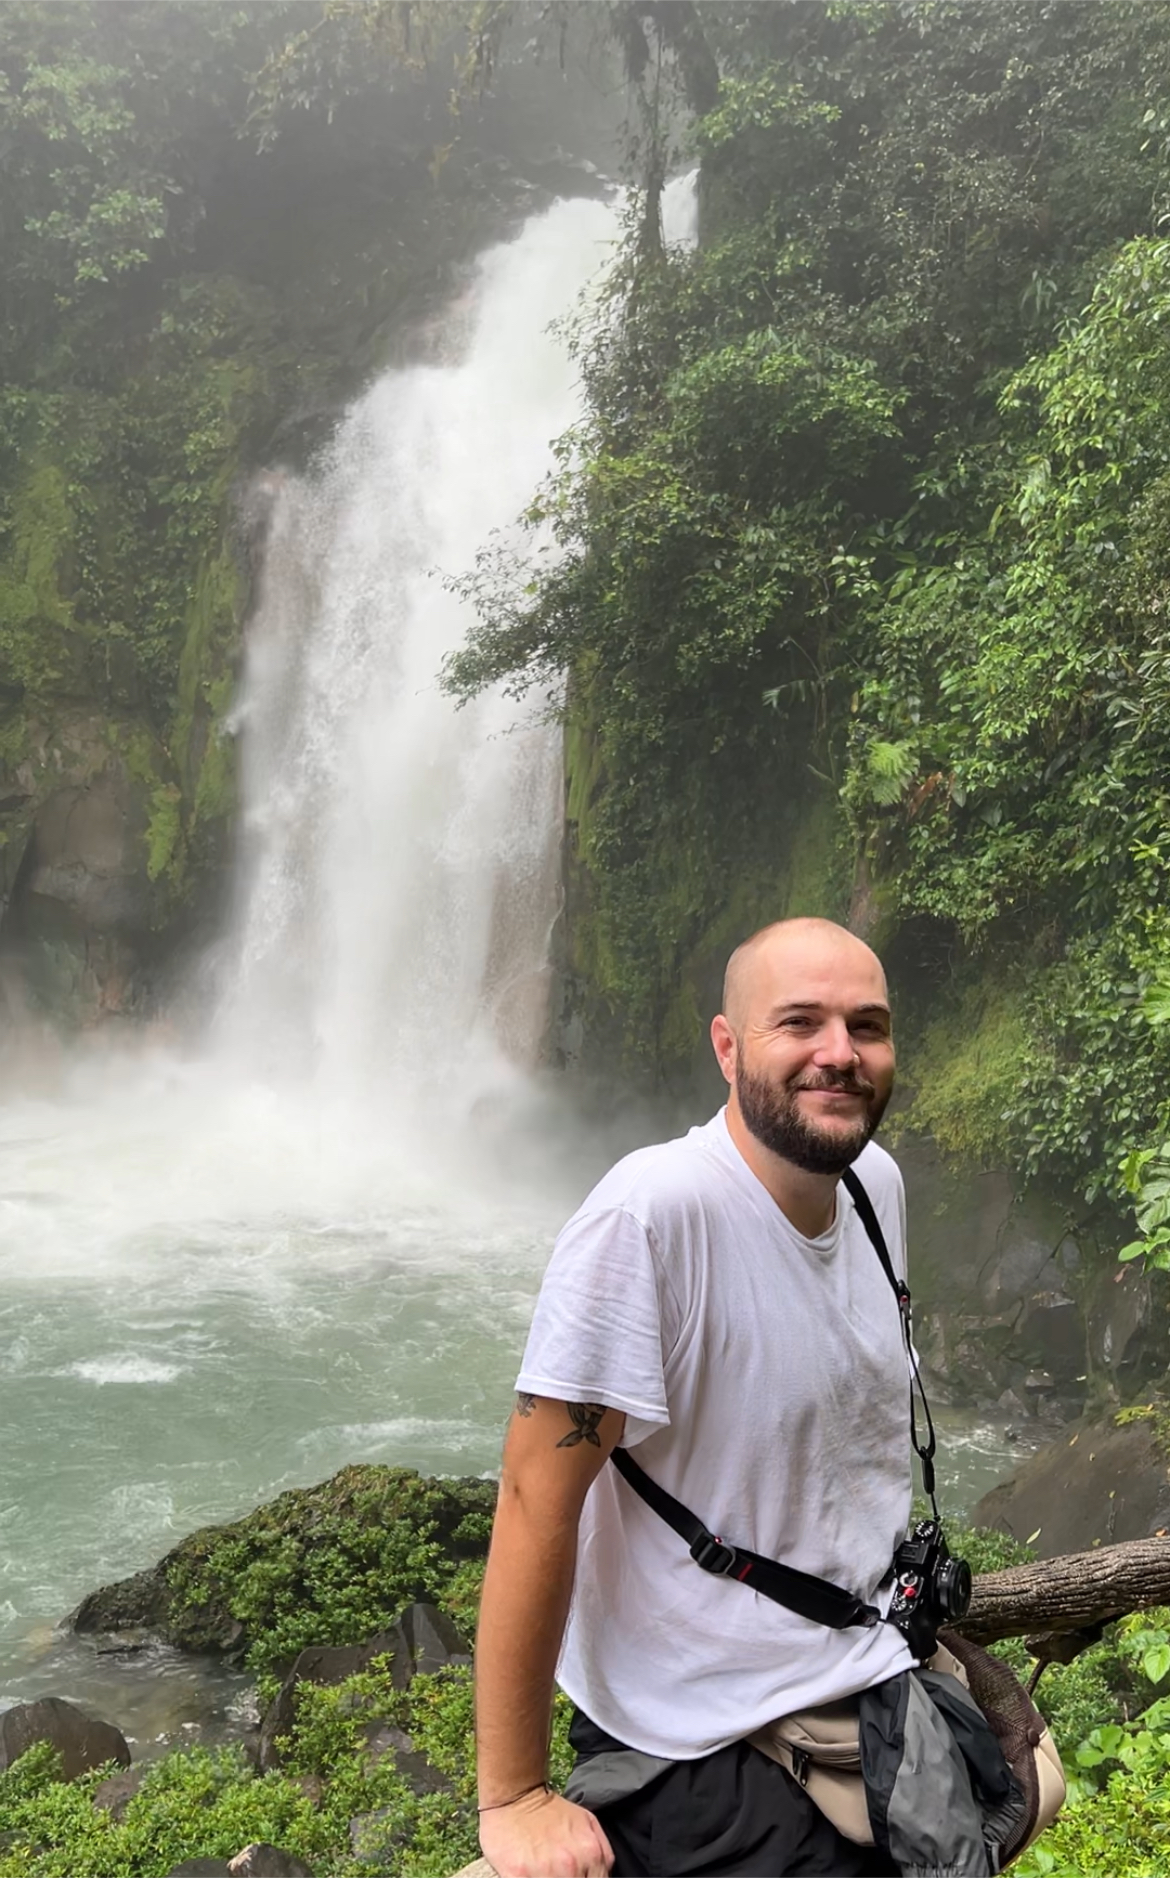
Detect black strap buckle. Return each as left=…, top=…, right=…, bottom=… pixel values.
left=690, top=1532, right=738, bottom=1575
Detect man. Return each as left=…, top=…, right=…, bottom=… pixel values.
left=476, top=918, right=914, bottom=1878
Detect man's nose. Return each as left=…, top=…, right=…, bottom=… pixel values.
left=813, top=1019, right=858, bottom=1067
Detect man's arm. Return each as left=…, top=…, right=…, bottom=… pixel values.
left=475, top=1392, right=625, bottom=1878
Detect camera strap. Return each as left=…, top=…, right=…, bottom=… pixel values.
left=609, top=1165, right=941, bottom=1628
left=841, top=1167, right=940, bottom=1516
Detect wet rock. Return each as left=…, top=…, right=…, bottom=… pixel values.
left=71, top=1566, right=175, bottom=1640
left=257, top=1602, right=469, bottom=1770
left=257, top=1629, right=405, bottom=1771
left=973, top=1415, right=1170, bottom=1556
left=1085, top=1260, right=1153, bottom=1387
left=227, top=1847, right=315, bottom=1876
left=0, top=1697, right=130, bottom=1780
left=1016, top=1292, right=1083, bottom=1383
left=92, top=1764, right=148, bottom=1819
left=0, top=709, right=181, bottom=1029
left=1022, top=1369, right=1055, bottom=1397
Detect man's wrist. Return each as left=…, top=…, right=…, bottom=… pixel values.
left=477, top=1778, right=551, bottom=1812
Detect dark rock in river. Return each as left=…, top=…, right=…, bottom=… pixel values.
left=973, top=1414, right=1170, bottom=1556
left=257, top=1601, right=469, bottom=1771
left=0, top=1696, right=130, bottom=1780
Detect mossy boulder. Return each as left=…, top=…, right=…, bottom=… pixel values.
left=71, top=1466, right=496, bottom=1678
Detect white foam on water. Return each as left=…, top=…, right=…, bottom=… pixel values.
left=67, top=1358, right=185, bottom=1387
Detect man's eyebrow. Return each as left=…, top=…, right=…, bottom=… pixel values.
left=764, top=1000, right=892, bottom=1020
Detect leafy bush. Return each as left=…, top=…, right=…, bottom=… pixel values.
left=0, top=1663, right=487, bottom=1878
left=163, top=1466, right=494, bottom=1678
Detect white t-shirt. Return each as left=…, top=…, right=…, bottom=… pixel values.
left=516, top=1108, right=916, bottom=1759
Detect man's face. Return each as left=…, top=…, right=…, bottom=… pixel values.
left=730, top=941, right=895, bottom=1176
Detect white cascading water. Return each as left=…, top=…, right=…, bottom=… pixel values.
left=215, top=196, right=626, bottom=1105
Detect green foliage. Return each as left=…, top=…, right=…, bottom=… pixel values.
left=11, top=1520, right=1170, bottom=1877
left=850, top=231, right=1170, bottom=1203
left=0, top=1662, right=490, bottom=1877
left=164, top=1466, right=494, bottom=1678
left=1119, top=1144, right=1170, bottom=1271
left=898, top=984, right=1031, bottom=1167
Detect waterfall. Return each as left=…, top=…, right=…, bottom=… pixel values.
left=213, top=194, right=623, bottom=1109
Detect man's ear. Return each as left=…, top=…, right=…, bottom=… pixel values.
left=710, top=1013, right=738, bottom=1088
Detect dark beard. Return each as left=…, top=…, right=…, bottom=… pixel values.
left=736, top=1060, right=891, bottom=1176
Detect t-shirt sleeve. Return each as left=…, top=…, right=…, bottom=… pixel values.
left=516, top=1204, right=672, bottom=1447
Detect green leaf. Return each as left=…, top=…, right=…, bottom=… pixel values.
left=1142, top=1642, right=1170, bottom=1683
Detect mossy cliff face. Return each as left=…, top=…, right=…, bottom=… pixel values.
left=556, top=699, right=855, bottom=1085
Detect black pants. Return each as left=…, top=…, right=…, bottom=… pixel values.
left=570, top=1710, right=897, bottom=1878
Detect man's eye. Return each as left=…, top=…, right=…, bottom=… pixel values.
left=780, top=1016, right=814, bottom=1030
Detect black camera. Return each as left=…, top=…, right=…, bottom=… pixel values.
left=888, top=1517, right=973, bottom=1659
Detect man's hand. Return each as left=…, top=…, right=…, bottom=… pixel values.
left=479, top=1786, right=613, bottom=1878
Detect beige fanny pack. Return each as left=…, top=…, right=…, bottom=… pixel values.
left=750, top=1638, right=1065, bottom=1862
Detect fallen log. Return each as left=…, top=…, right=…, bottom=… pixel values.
left=956, top=1535, right=1170, bottom=1650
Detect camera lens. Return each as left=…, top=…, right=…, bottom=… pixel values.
left=937, top=1556, right=973, bottom=1620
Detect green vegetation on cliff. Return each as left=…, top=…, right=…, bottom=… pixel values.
left=447, top=1, right=1170, bottom=1241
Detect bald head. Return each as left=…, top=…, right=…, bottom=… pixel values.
left=721, top=918, right=887, bottom=1035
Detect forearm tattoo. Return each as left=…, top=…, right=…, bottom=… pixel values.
left=556, top=1402, right=606, bottom=1448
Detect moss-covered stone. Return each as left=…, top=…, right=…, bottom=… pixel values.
left=71, top=1467, right=497, bottom=1678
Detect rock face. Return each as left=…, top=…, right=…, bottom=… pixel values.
left=0, top=1696, right=130, bottom=1780
left=895, top=1133, right=1156, bottom=1413
left=0, top=709, right=179, bottom=1035
left=92, top=1765, right=148, bottom=1818
left=973, top=1415, right=1170, bottom=1557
